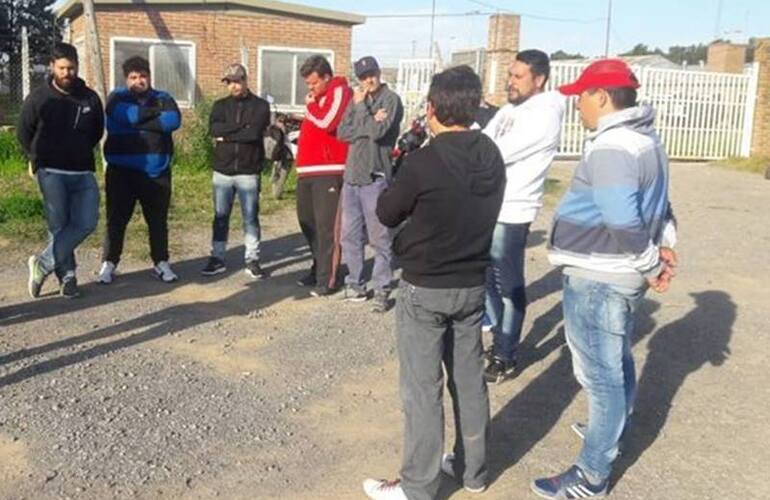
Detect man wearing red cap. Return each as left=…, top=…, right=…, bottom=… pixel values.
left=532, top=59, right=678, bottom=499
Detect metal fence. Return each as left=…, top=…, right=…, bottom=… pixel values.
left=548, top=62, right=760, bottom=160
left=396, top=58, right=438, bottom=125
left=1, top=30, right=47, bottom=127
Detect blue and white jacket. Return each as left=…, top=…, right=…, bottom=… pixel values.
left=104, top=87, right=181, bottom=178
left=548, top=104, right=677, bottom=288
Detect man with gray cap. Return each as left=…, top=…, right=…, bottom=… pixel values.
left=337, top=55, right=403, bottom=312
left=201, top=63, right=271, bottom=279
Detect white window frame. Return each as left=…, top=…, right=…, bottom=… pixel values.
left=109, top=36, right=197, bottom=108
left=257, top=46, right=335, bottom=113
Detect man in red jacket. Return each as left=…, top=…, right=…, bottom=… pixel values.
left=295, top=55, right=353, bottom=296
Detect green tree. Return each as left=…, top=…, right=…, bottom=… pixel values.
left=550, top=49, right=585, bottom=61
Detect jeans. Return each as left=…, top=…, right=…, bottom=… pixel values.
left=103, top=166, right=171, bottom=266
left=485, top=222, right=530, bottom=362
left=36, top=169, right=100, bottom=280
left=211, top=171, right=261, bottom=263
left=562, top=273, right=645, bottom=481
left=341, top=178, right=393, bottom=292
left=397, top=281, right=490, bottom=500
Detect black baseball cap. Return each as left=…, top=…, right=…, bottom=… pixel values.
left=354, top=56, right=380, bottom=79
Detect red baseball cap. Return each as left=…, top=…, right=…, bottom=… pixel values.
left=558, top=59, right=640, bottom=96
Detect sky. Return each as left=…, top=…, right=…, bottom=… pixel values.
left=291, top=0, right=770, bottom=67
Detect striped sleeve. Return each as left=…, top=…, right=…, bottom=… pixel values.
left=305, top=86, right=345, bottom=131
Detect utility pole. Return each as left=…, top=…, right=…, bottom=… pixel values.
left=82, top=0, right=106, bottom=102
left=604, top=0, right=612, bottom=57
left=714, top=0, right=724, bottom=40
left=429, top=0, right=436, bottom=60
left=411, top=40, right=417, bottom=58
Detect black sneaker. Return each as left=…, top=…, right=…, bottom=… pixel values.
left=342, top=285, right=368, bottom=302
left=310, top=285, right=339, bottom=297
left=60, top=275, right=79, bottom=299
left=531, top=465, right=608, bottom=499
left=371, top=290, right=390, bottom=313
left=483, top=357, right=517, bottom=384
left=296, top=272, right=317, bottom=287
left=27, top=255, right=48, bottom=298
left=201, top=257, right=226, bottom=276
left=245, top=261, right=269, bottom=280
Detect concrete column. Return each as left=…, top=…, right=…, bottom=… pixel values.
left=751, top=38, right=770, bottom=157
left=483, top=14, right=520, bottom=106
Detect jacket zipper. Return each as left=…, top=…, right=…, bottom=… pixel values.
left=234, top=100, right=242, bottom=173
left=73, top=103, right=82, bottom=130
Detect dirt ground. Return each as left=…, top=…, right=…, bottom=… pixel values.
left=1, top=160, right=768, bottom=500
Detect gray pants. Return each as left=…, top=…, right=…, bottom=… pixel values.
left=396, top=280, right=490, bottom=500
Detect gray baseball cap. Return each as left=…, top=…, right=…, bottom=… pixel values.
left=222, top=63, right=247, bottom=82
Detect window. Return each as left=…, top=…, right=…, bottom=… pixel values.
left=258, top=47, right=334, bottom=110
left=111, top=38, right=196, bottom=107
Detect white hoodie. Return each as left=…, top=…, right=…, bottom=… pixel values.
left=483, top=91, right=566, bottom=224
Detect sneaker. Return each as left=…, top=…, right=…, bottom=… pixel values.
left=60, top=273, right=79, bottom=299
left=97, top=261, right=117, bottom=284
left=531, top=465, right=608, bottom=499
left=362, top=478, right=408, bottom=500
left=371, top=290, right=390, bottom=313
left=483, top=357, right=517, bottom=384
left=342, top=285, right=368, bottom=302
left=245, top=261, right=269, bottom=280
left=440, top=453, right=487, bottom=493
left=201, top=257, right=226, bottom=276
left=296, top=272, right=317, bottom=287
left=309, top=285, right=338, bottom=298
left=153, top=261, right=178, bottom=283
left=27, top=255, right=48, bottom=298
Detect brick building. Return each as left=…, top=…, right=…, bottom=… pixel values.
left=55, top=0, right=365, bottom=111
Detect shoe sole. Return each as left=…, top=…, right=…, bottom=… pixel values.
left=154, top=272, right=178, bottom=283
left=344, top=295, right=368, bottom=303
left=27, top=256, right=40, bottom=298
left=201, top=267, right=226, bottom=276
left=530, top=480, right=606, bottom=499
left=245, top=269, right=268, bottom=280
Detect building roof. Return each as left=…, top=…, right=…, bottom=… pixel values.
left=53, top=0, right=365, bottom=25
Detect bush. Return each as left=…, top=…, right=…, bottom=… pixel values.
left=174, top=99, right=214, bottom=173
left=0, top=129, right=26, bottom=175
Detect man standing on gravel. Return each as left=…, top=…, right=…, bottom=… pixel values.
left=294, top=55, right=352, bottom=297
left=97, top=56, right=181, bottom=285
left=363, top=66, right=505, bottom=500
left=18, top=42, right=103, bottom=299
left=337, top=56, right=403, bottom=312
left=200, top=63, right=271, bottom=280
left=481, top=49, right=566, bottom=384
left=531, top=59, right=678, bottom=499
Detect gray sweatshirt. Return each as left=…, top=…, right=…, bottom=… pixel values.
left=337, top=84, right=403, bottom=185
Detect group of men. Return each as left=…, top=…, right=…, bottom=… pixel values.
left=18, top=42, right=677, bottom=500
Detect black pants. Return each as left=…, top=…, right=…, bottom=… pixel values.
left=296, top=175, right=343, bottom=288
left=103, top=166, right=171, bottom=265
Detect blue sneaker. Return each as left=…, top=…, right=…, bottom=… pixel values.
left=531, top=465, right=608, bottom=499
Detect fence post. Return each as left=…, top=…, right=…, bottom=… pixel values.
left=21, top=26, right=30, bottom=100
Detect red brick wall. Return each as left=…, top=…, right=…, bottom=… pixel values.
left=68, top=6, right=353, bottom=105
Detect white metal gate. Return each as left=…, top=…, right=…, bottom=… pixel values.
left=548, top=62, right=760, bottom=159
left=396, top=59, right=438, bottom=123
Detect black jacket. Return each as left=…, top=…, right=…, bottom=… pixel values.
left=209, top=92, right=271, bottom=175
left=17, top=77, right=104, bottom=173
left=376, top=130, right=506, bottom=288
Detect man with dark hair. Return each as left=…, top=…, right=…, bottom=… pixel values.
left=363, top=65, right=505, bottom=500
left=337, top=56, right=403, bottom=312
left=97, top=55, right=181, bottom=284
left=481, top=49, right=566, bottom=383
left=18, top=42, right=103, bottom=298
left=294, top=54, right=353, bottom=296
left=531, top=59, right=677, bottom=499
left=201, top=63, right=271, bottom=279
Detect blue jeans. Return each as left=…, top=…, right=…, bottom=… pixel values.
left=485, top=222, right=530, bottom=362
left=562, top=273, right=645, bottom=480
left=340, top=178, right=393, bottom=292
left=211, top=171, right=261, bottom=263
left=36, top=169, right=100, bottom=280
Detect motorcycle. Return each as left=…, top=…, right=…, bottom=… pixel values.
left=263, top=94, right=302, bottom=199
left=391, top=114, right=428, bottom=177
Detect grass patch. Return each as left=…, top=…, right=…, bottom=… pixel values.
left=712, top=156, right=770, bottom=175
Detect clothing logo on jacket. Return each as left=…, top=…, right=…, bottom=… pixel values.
left=492, top=115, right=515, bottom=140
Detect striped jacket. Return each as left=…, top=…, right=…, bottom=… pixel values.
left=104, top=88, right=181, bottom=178
left=295, top=76, right=352, bottom=178
left=548, top=104, right=677, bottom=288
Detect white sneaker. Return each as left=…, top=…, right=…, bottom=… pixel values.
left=153, top=261, right=178, bottom=283
left=362, top=478, right=408, bottom=500
left=97, top=261, right=116, bottom=284
left=441, top=453, right=487, bottom=494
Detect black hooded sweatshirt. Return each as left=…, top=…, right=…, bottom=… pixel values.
left=376, top=129, right=505, bottom=288
left=17, top=77, right=104, bottom=173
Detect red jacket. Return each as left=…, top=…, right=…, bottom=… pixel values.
left=296, top=76, right=352, bottom=178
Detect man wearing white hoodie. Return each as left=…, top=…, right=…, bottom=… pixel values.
left=482, top=50, right=566, bottom=383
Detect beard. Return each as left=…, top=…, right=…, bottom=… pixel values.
left=53, top=74, right=74, bottom=90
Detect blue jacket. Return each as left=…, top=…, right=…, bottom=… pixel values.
left=104, top=87, right=181, bottom=177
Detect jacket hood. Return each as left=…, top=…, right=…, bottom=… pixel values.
left=590, top=103, right=656, bottom=139
left=432, top=130, right=503, bottom=196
